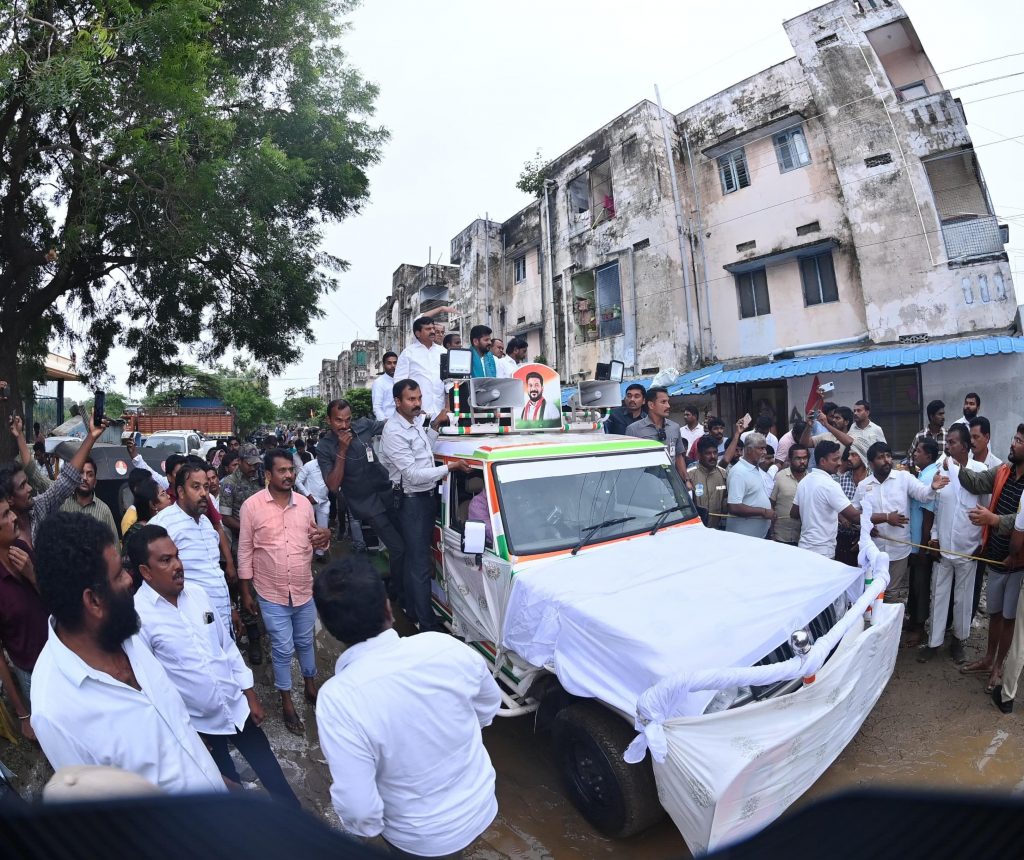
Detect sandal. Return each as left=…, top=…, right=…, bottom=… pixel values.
left=283, top=713, right=305, bottom=736
left=960, top=661, right=992, bottom=675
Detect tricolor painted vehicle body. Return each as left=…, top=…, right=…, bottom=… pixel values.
left=401, top=370, right=900, bottom=854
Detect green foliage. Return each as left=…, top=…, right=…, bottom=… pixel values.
left=77, top=390, right=128, bottom=419
left=515, top=149, right=548, bottom=198
left=343, top=387, right=372, bottom=419
left=0, top=0, right=388, bottom=417
left=280, top=395, right=324, bottom=424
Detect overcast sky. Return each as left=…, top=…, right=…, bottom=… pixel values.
left=63, top=0, right=1024, bottom=405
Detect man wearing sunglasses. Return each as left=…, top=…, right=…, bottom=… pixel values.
left=626, top=386, right=689, bottom=486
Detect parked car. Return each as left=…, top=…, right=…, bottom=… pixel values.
left=141, top=430, right=203, bottom=456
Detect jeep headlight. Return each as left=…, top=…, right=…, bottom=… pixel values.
left=704, top=685, right=752, bottom=714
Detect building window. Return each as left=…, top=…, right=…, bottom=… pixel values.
left=567, top=163, right=616, bottom=230
left=354, top=350, right=367, bottom=368
left=589, top=159, right=615, bottom=226
left=863, top=367, right=921, bottom=458
left=773, top=126, right=811, bottom=173
left=800, top=251, right=839, bottom=306
left=571, top=261, right=622, bottom=341
left=718, top=148, right=750, bottom=195
left=897, top=81, right=928, bottom=101
left=513, top=255, right=526, bottom=283
left=736, top=269, right=770, bottom=319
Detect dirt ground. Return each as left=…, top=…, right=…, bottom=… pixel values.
left=4, top=565, right=1024, bottom=859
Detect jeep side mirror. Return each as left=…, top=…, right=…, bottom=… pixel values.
left=463, top=521, right=486, bottom=554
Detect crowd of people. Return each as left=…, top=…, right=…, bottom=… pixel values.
left=3, top=307, right=1024, bottom=857
left=614, top=388, right=1024, bottom=713
left=0, top=314, right=513, bottom=857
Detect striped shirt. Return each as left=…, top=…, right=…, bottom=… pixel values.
left=59, top=495, right=119, bottom=545
left=149, top=503, right=231, bottom=631
left=27, top=461, right=82, bottom=546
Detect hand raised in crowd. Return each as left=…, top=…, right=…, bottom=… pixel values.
left=125, top=437, right=138, bottom=459
left=88, top=411, right=110, bottom=439
left=930, top=471, right=950, bottom=492
left=9, top=414, right=23, bottom=438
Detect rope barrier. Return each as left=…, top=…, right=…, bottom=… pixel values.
left=701, top=512, right=1007, bottom=566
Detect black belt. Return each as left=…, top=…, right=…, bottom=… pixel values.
left=403, top=489, right=435, bottom=498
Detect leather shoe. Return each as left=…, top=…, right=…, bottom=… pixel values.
left=991, top=685, right=1013, bottom=714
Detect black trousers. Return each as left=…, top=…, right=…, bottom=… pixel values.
left=907, top=551, right=934, bottom=626
left=200, top=716, right=299, bottom=806
left=400, top=493, right=441, bottom=631
left=364, top=506, right=407, bottom=605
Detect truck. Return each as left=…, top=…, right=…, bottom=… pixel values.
left=125, top=405, right=236, bottom=439
left=391, top=364, right=902, bottom=855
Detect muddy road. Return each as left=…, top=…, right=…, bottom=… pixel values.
left=5, top=581, right=1024, bottom=859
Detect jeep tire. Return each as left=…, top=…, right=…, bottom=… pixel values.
left=551, top=700, right=665, bottom=838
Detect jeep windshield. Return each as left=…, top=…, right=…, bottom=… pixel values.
left=493, top=450, right=697, bottom=556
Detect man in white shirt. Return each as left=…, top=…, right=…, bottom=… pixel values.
left=150, top=463, right=233, bottom=633
left=853, top=441, right=948, bottom=601
left=394, top=317, right=447, bottom=418
left=380, top=380, right=471, bottom=632
left=920, top=424, right=987, bottom=663
left=952, top=391, right=981, bottom=428
left=490, top=337, right=518, bottom=378
left=848, top=400, right=887, bottom=453
left=30, top=512, right=225, bottom=794
left=371, top=351, right=399, bottom=421
left=129, top=525, right=298, bottom=804
left=969, top=416, right=1002, bottom=469
left=314, top=557, right=501, bottom=857
left=725, top=433, right=775, bottom=539
left=678, top=407, right=705, bottom=460
left=295, top=455, right=331, bottom=559
left=792, top=440, right=860, bottom=558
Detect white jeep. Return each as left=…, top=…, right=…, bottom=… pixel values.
left=422, top=426, right=900, bottom=854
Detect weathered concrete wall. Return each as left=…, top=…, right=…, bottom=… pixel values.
left=678, top=56, right=869, bottom=362
left=539, top=100, right=689, bottom=380
left=921, top=354, right=1024, bottom=454
left=450, top=219, right=503, bottom=336
left=784, top=0, right=1015, bottom=342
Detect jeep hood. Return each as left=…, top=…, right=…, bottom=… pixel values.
left=501, top=525, right=862, bottom=716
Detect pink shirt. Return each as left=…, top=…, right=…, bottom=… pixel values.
left=237, top=489, right=316, bottom=606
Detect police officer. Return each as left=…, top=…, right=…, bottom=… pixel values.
left=219, top=443, right=265, bottom=664
left=317, top=399, right=407, bottom=607
left=380, top=379, right=471, bottom=632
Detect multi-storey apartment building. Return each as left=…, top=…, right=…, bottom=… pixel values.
left=371, top=0, right=1021, bottom=447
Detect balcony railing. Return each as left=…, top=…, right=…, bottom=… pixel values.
left=941, top=215, right=1005, bottom=263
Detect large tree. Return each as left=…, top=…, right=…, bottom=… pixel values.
left=0, top=0, right=386, bottom=458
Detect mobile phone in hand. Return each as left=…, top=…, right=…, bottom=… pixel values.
left=94, top=391, right=106, bottom=427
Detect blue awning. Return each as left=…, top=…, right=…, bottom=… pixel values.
left=670, top=335, right=1024, bottom=395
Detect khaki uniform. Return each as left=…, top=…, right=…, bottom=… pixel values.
left=688, top=461, right=727, bottom=528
